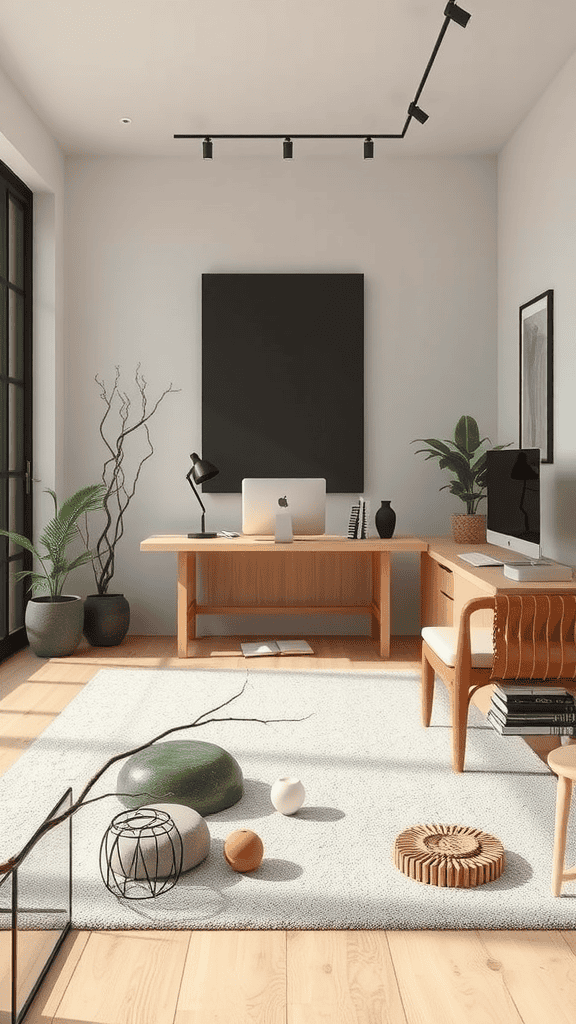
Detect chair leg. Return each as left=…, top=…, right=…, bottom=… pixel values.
left=451, top=679, right=470, bottom=774
left=421, top=649, right=435, bottom=727
left=551, top=775, right=573, bottom=896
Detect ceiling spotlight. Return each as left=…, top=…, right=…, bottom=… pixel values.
left=202, top=136, right=213, bottom=159
left=283, top=137, right=293, bottom=159
left=444, top=2, right=471, bottom=28
left=408, top=102, right=429, bottom=125
left=119, top=117, right=132, bottom=124
left=363, top=137, right=374, bottom=159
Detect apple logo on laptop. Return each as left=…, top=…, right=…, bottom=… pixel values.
left=278, top=496, right=288, bottom=508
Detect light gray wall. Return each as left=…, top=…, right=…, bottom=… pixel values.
left=64, top=153, right=497, bottom=635
left=498, top=48, right=576, bottom=567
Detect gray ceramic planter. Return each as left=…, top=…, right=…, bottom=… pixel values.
left=25, top=595, right=84, bottom=658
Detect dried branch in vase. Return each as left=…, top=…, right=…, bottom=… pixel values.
left=80, top=364, right=180, bottom=595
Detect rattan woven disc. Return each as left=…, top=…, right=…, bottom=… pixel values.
left=393, top=824, right=505, bottom=887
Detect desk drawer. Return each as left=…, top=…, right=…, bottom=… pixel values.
left=421, top=555, right=454, bottom=626
left=437, top=589, right=454, bottom=626
left=438, top=562, right=454, bottom=599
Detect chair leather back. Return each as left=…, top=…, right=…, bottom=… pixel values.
left=491, top=593, right=576, bottom=681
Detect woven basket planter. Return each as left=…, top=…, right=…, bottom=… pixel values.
left=451, top=513, right=486, bottom=545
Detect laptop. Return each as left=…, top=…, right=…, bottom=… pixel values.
left=241, top=478, right=326, bottom=536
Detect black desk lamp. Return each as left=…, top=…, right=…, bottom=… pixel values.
left=186, top=452, right=219, bottom=538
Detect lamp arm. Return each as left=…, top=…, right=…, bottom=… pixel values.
left=186, top=469, right=207, bottom=532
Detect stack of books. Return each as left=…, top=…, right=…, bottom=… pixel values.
left=347, top=496, right=369, bottom=539
left=487, top=684, right=576, bottom=736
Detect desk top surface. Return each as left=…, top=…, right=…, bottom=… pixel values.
left=141, top=534, right=428, bottom=553
left=424, top=536, right=576, bottom=592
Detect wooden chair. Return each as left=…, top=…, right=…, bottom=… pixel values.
left=421, top=592, right=576, bottom=772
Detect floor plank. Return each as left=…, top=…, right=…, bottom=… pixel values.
left=22, top=929, right=91, bottom=1024
left=175, top=930, right=286, bottom=1024
left=477, top=930, right=576, bottom=1024
left=287, top=930, right=407, bottom=1024
left=50, top=930, right=190, bottom=1024
left=386, top=930, right=524, bottom=1024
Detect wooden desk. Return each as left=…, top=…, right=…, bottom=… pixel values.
left=422, top=536, right=576, bottom=629
left=140, top=534, right=427, bottom=659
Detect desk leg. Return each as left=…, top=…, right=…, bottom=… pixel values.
left=375, top=552, right=391, bottom=659
left=177, top=552, right=196, bottom=658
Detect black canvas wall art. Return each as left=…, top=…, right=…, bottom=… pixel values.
left=201, top=273, right=364, bottom=492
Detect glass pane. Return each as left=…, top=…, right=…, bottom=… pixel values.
left=0, top=280, right=6, bottom=377
left=8, top=196, right=24, bottom=290
left=9, top=556, right=24, bottom=632
left=0, top=870, right=13, bottom=1022
left=8, top=383, right=24, bottom=471
left=0, top=561, right=6, bottom=641
left=9, top=477, right=25, bottom=556
left=0, top=381, right=6, bottom=472
left=8, top=289, right=24, bottom=380
left=0, top=477, right=6, bottom=537
left=0, top=191, right=6, bottom=280
left=15, top=791, right=71, bottom=1020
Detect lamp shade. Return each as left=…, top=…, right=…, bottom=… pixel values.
left=190, top=452, right=219, bottom=484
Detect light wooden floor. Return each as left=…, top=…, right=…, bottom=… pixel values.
left=2, top=635, right=576, bottom=1024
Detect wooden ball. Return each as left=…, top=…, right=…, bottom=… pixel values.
left=224, top=829, right=264, bottom=872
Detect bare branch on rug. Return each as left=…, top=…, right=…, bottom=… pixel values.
left=0, top=678, right=312, bottom=875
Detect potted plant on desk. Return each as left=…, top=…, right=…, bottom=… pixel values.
left=412, top=415, right=510, bottom=543
left=0, top=484, right=105, bottom=657
left=80, top=365, right=179, bottom=646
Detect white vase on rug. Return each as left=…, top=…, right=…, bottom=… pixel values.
left=270, top=776, right=305, bottom=815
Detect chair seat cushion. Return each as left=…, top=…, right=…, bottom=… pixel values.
left=421, top=626, right=493, bottom=668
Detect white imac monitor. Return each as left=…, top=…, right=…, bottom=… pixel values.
left=242, top=478, right=326, bottom=536
left=486, top=448, right=541, bottom=558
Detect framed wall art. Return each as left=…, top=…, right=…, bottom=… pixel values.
left=519, top=289, right=553, bottom=464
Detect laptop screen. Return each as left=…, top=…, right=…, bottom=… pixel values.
left=241, top=479, right=326, bottom=536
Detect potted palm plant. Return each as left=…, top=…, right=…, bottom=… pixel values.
left=0, top=484, right=105, bottom=656
left=412, top=415, right=510, bottom=543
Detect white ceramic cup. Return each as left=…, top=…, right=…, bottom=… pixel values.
left=270, top=776, right=305, bottom=815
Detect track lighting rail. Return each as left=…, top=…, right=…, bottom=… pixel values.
left=174, top=2, right=471, bottom=157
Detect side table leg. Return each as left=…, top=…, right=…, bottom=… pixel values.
left=177, top=552, right=196, bottom=658
left=551, top=775, right=573, bottom=896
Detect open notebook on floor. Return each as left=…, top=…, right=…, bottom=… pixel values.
left=241, top=640, right=313, bottom=657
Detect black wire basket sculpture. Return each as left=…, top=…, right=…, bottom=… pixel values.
left=100, top=807, right=183, bottom=899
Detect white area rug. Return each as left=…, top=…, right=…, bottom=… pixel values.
left=1, top=666, right=574, bottom=930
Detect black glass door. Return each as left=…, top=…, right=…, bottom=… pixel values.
left=0, top=160, right=33, bottom=662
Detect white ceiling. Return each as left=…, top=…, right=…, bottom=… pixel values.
left=1, top=0, right=576, bottom=159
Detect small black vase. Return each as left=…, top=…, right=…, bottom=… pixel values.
left=83, top=594, right=130, bottom=647
left=375, top=501, right=396, bottom=539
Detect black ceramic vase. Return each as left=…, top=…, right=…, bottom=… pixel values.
left=83, top=593, right=130, bottom=647
left=375, top=501, right=396, bottom=539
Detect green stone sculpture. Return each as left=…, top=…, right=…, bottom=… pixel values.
left=116, top=739, right=244, bottom=815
